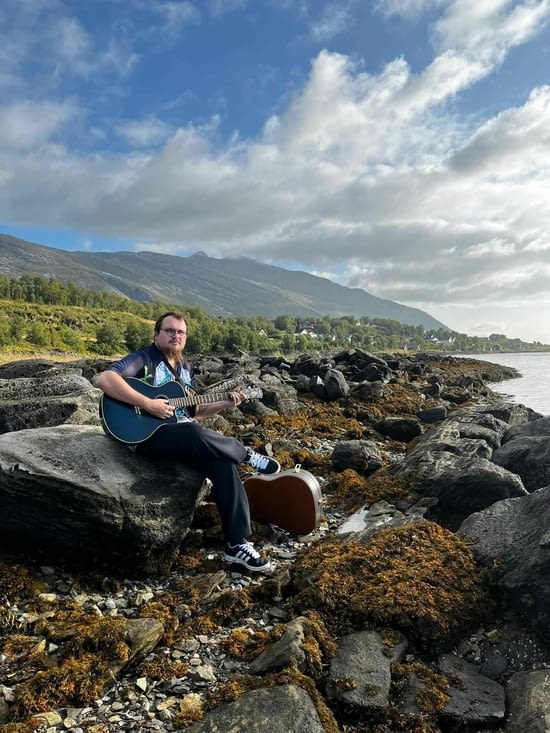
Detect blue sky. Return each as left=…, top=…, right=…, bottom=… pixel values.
left=2, top=1, right=550, bottom=342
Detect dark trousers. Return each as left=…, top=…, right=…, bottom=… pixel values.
left=137, top=421, right=251, bottom=545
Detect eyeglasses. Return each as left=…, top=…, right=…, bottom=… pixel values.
left=159, top=328, right=187, bottom=337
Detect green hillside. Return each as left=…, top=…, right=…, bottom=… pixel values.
left=0, top=274, right=548, bottom=361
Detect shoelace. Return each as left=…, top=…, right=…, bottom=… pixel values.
left=239, top=541, right=260, bottom=559
left=248, top=452, right=269, bottom=469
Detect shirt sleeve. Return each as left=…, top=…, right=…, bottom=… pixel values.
left=107, top=351, right=147, bottom=378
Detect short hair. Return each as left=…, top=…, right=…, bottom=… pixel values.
left=154, top=311, right=187, bottom=334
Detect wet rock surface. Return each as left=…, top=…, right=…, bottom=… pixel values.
left=0, top=350, right=549, bottom=733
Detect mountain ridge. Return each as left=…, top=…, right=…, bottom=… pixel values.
left=0, top=232, right=447, bottom=330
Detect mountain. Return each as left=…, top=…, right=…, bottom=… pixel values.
left=0, top=232, right=448, bottom=330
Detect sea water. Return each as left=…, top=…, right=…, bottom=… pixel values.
left=458, top=352, right=550, bottom=416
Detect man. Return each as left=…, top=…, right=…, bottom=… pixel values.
left=95, top=310, right=280, bottom=573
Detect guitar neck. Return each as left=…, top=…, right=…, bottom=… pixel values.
left=170, top=391, right=232, bottom=408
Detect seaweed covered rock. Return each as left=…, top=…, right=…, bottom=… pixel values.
left=185, top=683, right=327, bottom=733
left=290, top=521, right=490, bottom=649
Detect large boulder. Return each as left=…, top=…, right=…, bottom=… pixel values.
left=0, top=373, right=101, bottom=433
left=390, top=451, right=527, bottom=515
left=458, top=486, right=550, bottom=614
left=493, top=417, right=550, bottom=491
left=388, top=404, right=531, bottom=517
left=0, top=424, right=207, bottom=575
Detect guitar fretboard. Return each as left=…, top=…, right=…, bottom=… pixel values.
left=169, top=391, right=233, bottom=408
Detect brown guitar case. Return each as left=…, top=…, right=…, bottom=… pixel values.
left=244, top=465, right=322, bottom=536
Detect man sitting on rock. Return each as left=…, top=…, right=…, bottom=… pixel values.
left=95, top=310, right=280, bottom=573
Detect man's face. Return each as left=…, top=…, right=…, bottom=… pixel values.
left=154, top=317, right=188, bottom=355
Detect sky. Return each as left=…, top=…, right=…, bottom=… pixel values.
left=2, top=1, right=550, bottom=342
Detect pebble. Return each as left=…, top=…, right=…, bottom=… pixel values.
left=0, top=529, right=312, bottom=732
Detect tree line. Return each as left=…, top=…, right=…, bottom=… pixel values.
left=0, top=274, right=547, bottom=356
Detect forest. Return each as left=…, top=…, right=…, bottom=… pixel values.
left=0, top=273, right=547, bottom=357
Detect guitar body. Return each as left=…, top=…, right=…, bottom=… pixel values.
left=100, top=379, right=189, bottom=444
left=244, top=467, right=322, bottom=536
left=99, top=378, right=263, bottom=445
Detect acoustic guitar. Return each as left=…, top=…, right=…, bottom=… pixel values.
left=99, top=377, right=263, bottom=445
left=244, top=465, right=322, bottom=536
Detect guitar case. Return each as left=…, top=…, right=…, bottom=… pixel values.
left=244, top=465, right=322, bottom=536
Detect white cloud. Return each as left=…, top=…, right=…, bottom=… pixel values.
left=309, top=1, right=356, bottom=41
left=3, top=2, right=550, bottom=340
left=375, top=0, right=446, bottom=19
left=450, top=86, right=550, bottom=176
left=433, top=0, right=550, bottom=58
left=114, top=117, right=174, bottom=147
left=154, top=1, right=201, bottom=33
left=465, top=238, right=517, bottom=257
left=0, top=0, right=140, bottom=93
left=0, top=100, right=78, bottom=149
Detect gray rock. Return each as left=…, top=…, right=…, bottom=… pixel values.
left=323, top=368, right=350, bottom=400
left=409, top=420, right=496, bottom=459
left=249, top=617, right=307, bottom=674
left=331, top=439, right=383, bottom=475
left=289, top=354, right=323, bottom=377
left=376, top=416, right=422, bottom=442
left=114, top=618, right=165, bottom=673
left=0, top=374, right=101, bottom=433
left=503, top=416, right=550, bottom=440
left=326, top=630, right=406, bottom=711
left=457, top=422, right=502, bottom=450
left=438, top=653, right=505, bottom=727
left=494, top=423, right=550, bottom=491
left=185, top=684, right=327, bottom=733
left=338, top=500, right=425, bottom=540
left=261, top=385, right=303, bottom=414
left=394, top=670, right=424, bottom=716
left=0, top=425, right=207, bottom=574
left=0, top=359, right=84, bottom=379
left=391, top=451, right=527, bottom=515
left=505, top=669, right=550, bottom=732
left=471, top=402, right=539, bottom=425
left=410, top=433, right=493, bottom=460
left=355, top=363, right=391, bottom=381
left=458, top=486, right=550, bottom=612
left=350, top=381, right=391, bottom=401
left=417, top=406, right=447, bottom=423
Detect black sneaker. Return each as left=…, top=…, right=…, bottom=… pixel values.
left=244, top=449, right=281, bottom=475
left=223, top=541, right=272, bottom=572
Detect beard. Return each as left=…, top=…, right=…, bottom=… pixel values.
left=158, top=344, right=184, bottom=362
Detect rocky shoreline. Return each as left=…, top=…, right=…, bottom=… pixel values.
left=1, top=350, right=549, bottom=733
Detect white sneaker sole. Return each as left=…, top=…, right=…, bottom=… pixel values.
left=223, top=553, right=273, bottom=573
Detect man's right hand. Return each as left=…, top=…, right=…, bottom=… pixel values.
left=146, top=398, right=175, bottom=419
